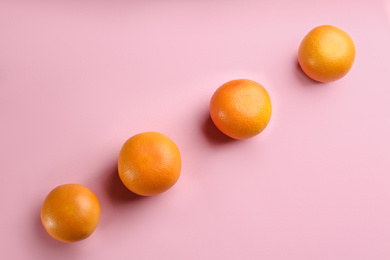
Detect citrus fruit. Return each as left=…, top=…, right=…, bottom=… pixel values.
left=40, top=184, right=101, bottom=243
left=118, top=132, right=181, bottom=196
left=298, top=25, right=356, bottom=82
left=209, top=79, right=272, bottom=140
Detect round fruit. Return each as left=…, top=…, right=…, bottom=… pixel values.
left=298, top=25, right=356, bottom=82
left=118, top=132, right=181, bottom=196
left=41, top=184, right=101, bottom=243
left=209, top=79, right=272, bottom=140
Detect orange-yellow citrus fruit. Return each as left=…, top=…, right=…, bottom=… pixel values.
left=209, top=79, right=272, bottom=140
left=298, top=25, right=356, bottom=82
left=118, top=132, right=181, bottom=196
left=41, top=184, right=101, bottom=243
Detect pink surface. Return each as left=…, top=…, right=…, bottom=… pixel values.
left=1, top=0, right=390, bottom=259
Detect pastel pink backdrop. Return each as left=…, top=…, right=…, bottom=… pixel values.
left=1, top=0, right=390, bottom=259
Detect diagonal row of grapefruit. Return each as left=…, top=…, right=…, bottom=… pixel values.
left=40, top=24, right=355, bottom=243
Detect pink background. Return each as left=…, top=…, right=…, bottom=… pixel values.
left=1, top=0, right=390, bottom=259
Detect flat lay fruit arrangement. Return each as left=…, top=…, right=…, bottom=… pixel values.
left=39, top=24, right=356, bottom=243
